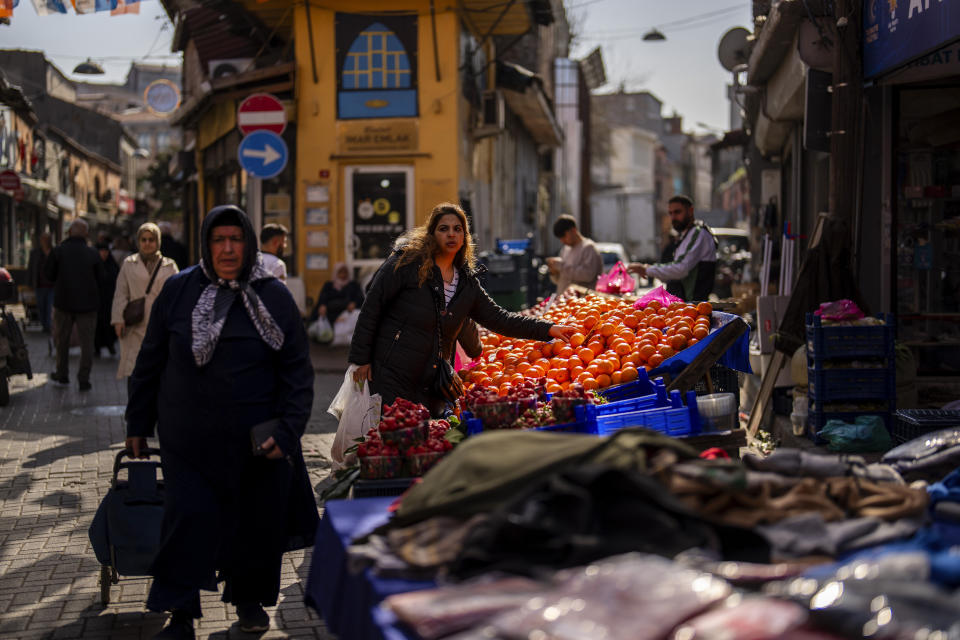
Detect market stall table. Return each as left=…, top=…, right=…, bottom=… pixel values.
left=305, top=498, right=433, bottom=640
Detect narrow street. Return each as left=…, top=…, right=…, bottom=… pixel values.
left=0, top=328, right=345, bottom=639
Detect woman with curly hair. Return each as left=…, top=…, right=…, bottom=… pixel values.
left=349, top=202, right=576, bottom=416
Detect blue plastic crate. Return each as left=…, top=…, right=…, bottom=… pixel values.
left=497, top=238, right=532, bottom=254
left=577, top=385, right=670, bottom=421
left=806, top=313, right=896, bottom=360
left=593, top=390, right=702, bottom=438
left=807, top=366, right=896, bottom=403
left=597, top=370, right=660, bottom=402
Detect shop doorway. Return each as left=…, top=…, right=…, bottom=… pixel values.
left=344, top=165, right=413, bottom=268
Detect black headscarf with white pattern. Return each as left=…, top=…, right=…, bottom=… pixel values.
left=192, top=205, right=284, bottom=367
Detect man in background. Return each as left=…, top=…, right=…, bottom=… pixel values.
left=260, top=223, right=289, bottom=282
left=158, top=221, right=189, bottom=270
left=44, top=219, right=102, bottom=391
left=628, top=195, right=717, bottom=301
left=547, top=214, right=604, bottom=296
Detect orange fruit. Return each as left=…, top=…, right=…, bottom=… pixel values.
left=570, top=332, right=586, bottom=347
left=547, top=368, right=561, bottom=381
left=649, top=317, right=666, bottom=330
left=598, top=323, right=616, bottom=338
left=617, top=330, right=636, bottom=344
left=527, top=348, right=543, bottom=363
left=516, top=362, right=531, bottom=374
left=541, top=342, right=554, bottom=358
left=557, top=346, right=574, bottom=359
left=576, top=371, right=593, bottom=384
left=583, top=314, right=600, bottom=330
left=527, top=366, right=544, bottom=378
left=596, top=373, right=612, bottom=388
left=588, top=341, right=604, bottom=356
left=611, top=371, right=623, bottom=385
left=586, top=363, right=601, bottom=377
left=681, top=306, right=698, bottom=320
left=647, top=300, right=661, bottom=311
left=597, top=359, right=615, bottom=375
left=546, top=382, right=562, bottom=394
left=614, top=342, right=632, bottom=357
left=658, top=345, right=676, bottom=359
left=582, top=377, right=600, bottom=391
left=648, top=354, right=664, bottom=368
left=669, top=334, right=687, bottom=351
left=568, top=355, right=584, bottom=369
left=688, top=337, right=699, bottom=346
left=577, top=347, right=594, bottom=364
left=486, top=335, right=501, bottom=347
left=638, top=344, right=656, bottom=361
left=697, top=302, right=713, bottom=316
left=555, top=368, right=570, bottom=383
left=623, top=314, right=640, bottom=329
left=621, top=366, right=639, bottom=382
left=693, top=326, right=709, bottom=340
left=570, top=366, right=585, bottom=380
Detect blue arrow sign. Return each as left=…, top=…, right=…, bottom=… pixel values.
left=238, top=130, right=288, bottom=179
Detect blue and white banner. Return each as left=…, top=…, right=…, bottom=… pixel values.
left=864, top=0, right=960, bottom=78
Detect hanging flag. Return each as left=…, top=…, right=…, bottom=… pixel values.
left=0, top=0, right=13, bottom=18
left=110, top=0, right=138, bottom=15
left=30, top=0, right=68, bottom=15
left=94, top=0, right=117, bottom=11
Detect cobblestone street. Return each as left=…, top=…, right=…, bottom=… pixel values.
left=0, top=328, right=347, bottom=639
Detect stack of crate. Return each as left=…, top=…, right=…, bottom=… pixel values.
left=806, top=313, right=897, bottom=438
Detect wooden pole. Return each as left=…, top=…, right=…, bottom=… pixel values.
left=827, top=0, right=862, bottom=239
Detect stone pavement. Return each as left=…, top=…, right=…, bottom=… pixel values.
left=0, top=328, right=352, bottom=639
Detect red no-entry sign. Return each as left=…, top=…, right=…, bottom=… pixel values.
left=237, top=93, right=287, bottom=136
left=0, top=170, right=21, bottom=193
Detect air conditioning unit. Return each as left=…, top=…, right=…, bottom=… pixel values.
left=474, top=90, right=504, bottom=138
left=208, top=58, right=254, bottom=80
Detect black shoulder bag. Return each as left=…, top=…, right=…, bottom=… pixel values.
left=430, top=285, right=465, bottom=403
left=122, top=259, right=162, bottom=327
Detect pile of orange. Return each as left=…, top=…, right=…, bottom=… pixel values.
left=463, top=293, right=713, bottom=396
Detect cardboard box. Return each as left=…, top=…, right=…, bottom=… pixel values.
left=756, top=295, right=790, bottom=354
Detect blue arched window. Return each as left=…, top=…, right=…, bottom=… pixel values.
left=336, top=14, right=418, bottom=119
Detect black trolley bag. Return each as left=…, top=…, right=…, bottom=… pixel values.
left=89, top=448, right=165, bottom=605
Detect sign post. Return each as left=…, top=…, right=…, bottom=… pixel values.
left=237, top=93, right=289, bottom=233
left=237, top=93, right=287, bottom=136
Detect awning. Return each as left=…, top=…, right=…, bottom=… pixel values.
left=459, top=0, right=550, bottom=37
left=497, top=61, right=562, bottom=147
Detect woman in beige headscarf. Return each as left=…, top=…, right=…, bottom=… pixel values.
left=111, top=222, right=179, bottom=379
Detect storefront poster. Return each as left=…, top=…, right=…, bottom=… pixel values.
left=351, top=171, right=407, bottom=260
left=306, top=207, right=329, bottom=225
left=307, top=254, right=329, bottom=271
left=307, top=230, right=329, bottom=248
left=863, top=0, right=960, bottom=78
left=305, top=184, right=329, bottom=203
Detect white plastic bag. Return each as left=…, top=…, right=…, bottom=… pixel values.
left=331, top=309, right=361, bottom=347
left=328, top=365, right=381, bottom=466
left=308, top=316, right=334, bottom=344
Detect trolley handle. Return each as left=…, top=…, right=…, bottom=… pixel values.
left=112, top=447, right=162, bottom=478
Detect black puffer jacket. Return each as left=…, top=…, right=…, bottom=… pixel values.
left=349, top=253, right=553, bottom=413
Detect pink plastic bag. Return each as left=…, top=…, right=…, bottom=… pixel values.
left=814, top=299, right=864, bottom=322
left=633, top=285, right=684, bottom=310
left=595, top=262, right=636, bottom=294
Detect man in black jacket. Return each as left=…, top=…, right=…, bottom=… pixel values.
left=44, top=219, right=102, bottom=391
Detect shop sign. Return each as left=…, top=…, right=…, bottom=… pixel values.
left=863, top=0, right=960, bottom=78
left=350, top=170, right=408, bottom=261
left=880, top=42, right=960, bottom=84
left=337, top=120, right=418, bottom=154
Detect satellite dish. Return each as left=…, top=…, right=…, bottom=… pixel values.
left=718, top=27, right=751, bottom=72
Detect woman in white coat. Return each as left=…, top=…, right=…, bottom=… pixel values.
left=111, top=222, right=179, bottom=379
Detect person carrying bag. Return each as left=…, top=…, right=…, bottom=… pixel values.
left=122, top=259, right=161, bottom=326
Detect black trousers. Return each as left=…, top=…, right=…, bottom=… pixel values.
left=146, top=450, right=293, bottom=618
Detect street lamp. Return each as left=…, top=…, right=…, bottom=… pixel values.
left=73, top=59, right=105, bottom=75
left=642, top=29, right=666, bottom=42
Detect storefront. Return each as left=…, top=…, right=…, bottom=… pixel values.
left=861, top=1, right=960, bottom=384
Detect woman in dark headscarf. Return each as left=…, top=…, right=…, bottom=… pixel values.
left=125, top=205, right=317, bottom=639
left=310, top=260, right=364, bottom=325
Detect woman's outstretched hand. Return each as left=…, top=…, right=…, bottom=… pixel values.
left=548, top=325, right=579, bottom=343
left=352, top=364, right=372, bottom=384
